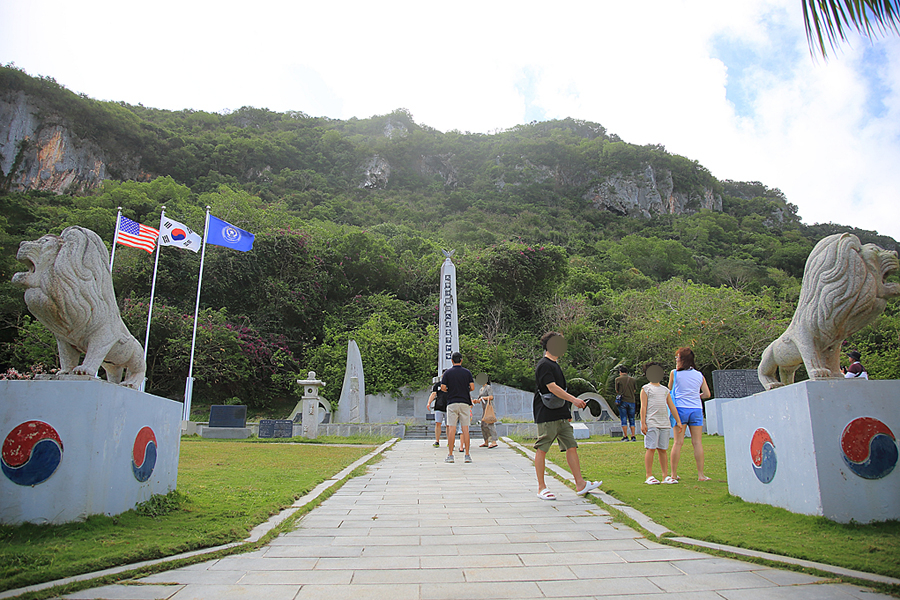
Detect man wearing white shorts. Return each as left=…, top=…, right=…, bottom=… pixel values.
left=441, top=352, right=475, bottom=463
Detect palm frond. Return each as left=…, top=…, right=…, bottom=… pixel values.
left=803, top=0, right=900, bottom=58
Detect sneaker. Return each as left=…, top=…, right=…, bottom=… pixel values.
left=465, top=455, right=472, bottom=463
left=631, top=436, right=636, bottom=442
left=445, top=455, right=454, bottom=463
left=433, top=442, right=440, bottom=447
left=621, top=437, right=628, bottom=442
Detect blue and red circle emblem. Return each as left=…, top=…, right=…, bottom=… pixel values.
left=750, top=428, right=777, bottom=484
left=840, top=417, right=898, bottom=480
left=132, top=426, right=158, bottom=483
left=171, top=228, right=187, bottom=241
left=2, top=421, right=64, bottom=486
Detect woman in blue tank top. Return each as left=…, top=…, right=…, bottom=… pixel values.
left=668, top=347, right=712, bottom=481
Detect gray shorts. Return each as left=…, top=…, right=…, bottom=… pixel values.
left=434, top=410, right=447, bottom=425
left=644, top=427, right=671, bottom=450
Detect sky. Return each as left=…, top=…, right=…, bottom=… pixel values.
left=2, top=0, right=899, bottom=241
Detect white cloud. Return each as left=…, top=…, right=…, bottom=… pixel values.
left=1, top=0, right=898, bottom=240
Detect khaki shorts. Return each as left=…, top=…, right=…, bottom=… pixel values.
left=534, top=420, right=577, bottom=453
left=447, top=403, right=471, bottom=428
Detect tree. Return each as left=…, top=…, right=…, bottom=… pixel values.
left=803, top=0, right=900, bottom=58
left=610, top=278, right=791, bottom=373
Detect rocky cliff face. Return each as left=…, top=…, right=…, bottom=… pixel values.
left=358, top=155, right=391, bottom=189
left=583, top=165, right=722, bottom=218
left=0, top=92, right=147, bottom=194
left=3, top=89, right=723, bottom=219
left=359, top=149, right=722, bottom=216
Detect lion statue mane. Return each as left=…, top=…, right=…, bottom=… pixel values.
left=11, top=226, right=146, bottom=388
left=758, top=232, right=899, bottom=390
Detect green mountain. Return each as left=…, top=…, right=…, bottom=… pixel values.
left=1, top=65, right=897, bottom=414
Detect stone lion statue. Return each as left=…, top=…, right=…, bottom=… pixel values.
left=758, top=232, right=899, bottom=390
left=11, top=226, right=146, bottom=388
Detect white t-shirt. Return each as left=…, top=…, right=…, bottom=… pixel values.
left=642, top=383, right=672, bottom=429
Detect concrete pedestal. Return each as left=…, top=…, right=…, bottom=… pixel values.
left=722, top=379, right=899, bottom=524
left=571, top=422, right=590, bottom=440
left=301, top=398, right=319, bottom=438
left=706, top=397, right=743, bottom=436
left=1, top=379, right=182, bottom=525
left=200, top=427, right=251, bottom=439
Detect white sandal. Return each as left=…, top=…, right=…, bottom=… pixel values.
left=645, top=476, right=660, bottom=485
left=537, top=488, right=557, bottom=500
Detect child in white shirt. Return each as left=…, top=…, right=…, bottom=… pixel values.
left=640, top=362, right=682, bottom=484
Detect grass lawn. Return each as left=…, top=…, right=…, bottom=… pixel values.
left=0, top=438, right=384, bottom=593
left=534, top=434, right=900, bottom=580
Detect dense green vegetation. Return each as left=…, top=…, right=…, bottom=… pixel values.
left=1, top=66, right=897, bottom=415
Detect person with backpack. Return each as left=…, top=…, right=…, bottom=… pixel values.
left=615, top=365, right=638, bottom=441
left=426, top=370, right=449, bottom=447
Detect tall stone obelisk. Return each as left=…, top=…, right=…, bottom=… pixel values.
left=438, top=250, right=460, bottom=376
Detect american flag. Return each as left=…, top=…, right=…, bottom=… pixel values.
left=116, top=216, right=159, bottom=253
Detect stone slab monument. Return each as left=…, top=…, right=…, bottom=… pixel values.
left=4, top=226, right=180, bottom=524
left=336, top=340, right=365, bottom=423
left=258, top=419, right=294, bottom=438
left=706, top=370, right=765, bottom=436
left=201, top=405, right=251, bottom=439
left=722, top=233, right=899, bottom=523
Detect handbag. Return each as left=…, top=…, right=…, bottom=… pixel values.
left=539, top=391, right=566, bottom=410
left=481, top=398, right=497, bottom=424
left=615, top=394, right=623, bottom=406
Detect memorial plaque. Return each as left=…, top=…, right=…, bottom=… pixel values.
left=208, top=405, right=247, bottom=428
left=258, top=419, right=294, bottom=438
left=397, top=396, right=415, bottom=417
left=712, top=370, right=765, bottom=399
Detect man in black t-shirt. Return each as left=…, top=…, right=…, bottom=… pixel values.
left=441, top=352, right=475, bottom=463
left=533, top=332, right=602, bottom=500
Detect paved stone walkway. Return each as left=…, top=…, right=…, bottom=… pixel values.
left=61, top=439, right=891, bottom=600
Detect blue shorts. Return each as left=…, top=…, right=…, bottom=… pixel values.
left=619, top=402, right=636, bottom=427
left=677, top=407, right=703, bottom=427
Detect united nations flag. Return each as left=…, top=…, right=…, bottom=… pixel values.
left=207, top=215, right=254, bottom=252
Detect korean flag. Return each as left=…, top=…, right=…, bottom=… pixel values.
left=159, top=218, right=202, bottom=252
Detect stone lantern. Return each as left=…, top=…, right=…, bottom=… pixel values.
left=293, top=371, right=326, bottom=438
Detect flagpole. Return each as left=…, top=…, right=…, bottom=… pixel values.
left=109, top=207, right=122, bottom=272
left=140, top=207, right=165, bottom=393
left=184, top=206, right=211, bottom=424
